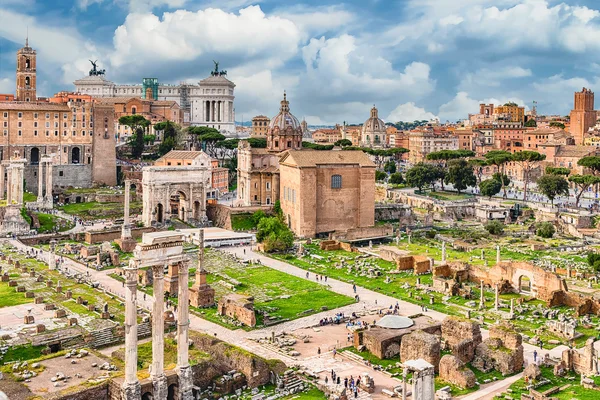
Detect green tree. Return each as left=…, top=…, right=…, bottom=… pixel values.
left=578, top=156, right=600, bottom=175
left=537, top=174, right=569, bottom=207
left=251, top=210, right=266, bottom=225
left=492, top=172, right=511, bottom=187
left=384, top=160, right=397, bottom=174
left=143, top=134, right=156, bottom=145
left=484, top=220, right=504, bottom=235
left=119, top=115, right=150, bottom=159
left=256, top=217, right=294, bottom=252
left=302, top=141, right=334, bottom=150
left=469, top=159, right=488, bottom=185
left=427, top=149, right=475, bottom=189
left=587, top=252, right=600, bottom=272
left=444, top=158, right=476, bottom=194
left=549, top=121, right=566, bottom=129
left=389, top=172, right=404, bottom=185
left=334, top=139, right=353, bottom=147
left=536, top=222, right=555, bottom=238
left=485, top=150, right=513, bottom=198
left=569, top=174, right=600, bottom=207
left=504, top=101, right=518, bottom=107
left=273, top=200, right=282, bottom=216
left=511, top=151, right=546, bottom=202
left=406, top=162, right=440, bottom=192
left=479, top=178, right=502, bottom=199
left=247, top=137, right=267, bottom=148
left=158, top=137, right=176, bottom=156
left=545, top=166, right=570, bottom=176
left=524, top=119, right=537, bottom=127
left=375, top=170, right=387, bottom=181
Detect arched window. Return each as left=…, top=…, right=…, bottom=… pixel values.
left=30, top=147, right=40, bottom=165
left=71, top=147, right=81, bottom=164
left=331, top=175, right=342, bottom=189
left=25, top=77, right=30, bottom=86
left=25, top=59, right=30, bottom=69
left=131, top=106, right=137, bottom=115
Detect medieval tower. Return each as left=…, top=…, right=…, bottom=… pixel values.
left=16, top=38, right=37, bottom=102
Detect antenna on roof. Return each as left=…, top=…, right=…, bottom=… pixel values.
left=26, top=26, right=28, bottom=47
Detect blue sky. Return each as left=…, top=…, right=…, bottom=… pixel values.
left=1, top=0, right=600, bottom=124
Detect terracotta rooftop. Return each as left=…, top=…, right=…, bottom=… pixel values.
left=280, top=150, right=375, bottom=167
left=156, top=150, right=204, bottom=162
left=0, top=102, right=70, bottom=111
left=555, top=145, right=597, bottom=158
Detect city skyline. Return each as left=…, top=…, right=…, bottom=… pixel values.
left=2, top=0, right=600, bottom=124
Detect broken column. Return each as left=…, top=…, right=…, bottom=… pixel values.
left=494, top=284, right=499, bottom=311
left=510, top=299, right=514, bottom=315
left=496, top=245, right=500, bottom=264
left=151, top=264, right=168, bottom=399
left=44, top=160, right=53, bottom=206
left=479, top=280, right=485, bottom=310
left=441, top=242, right=446, bottom=264
left=0, top=162, right=5, bottom=200
left=189, top=229, right=215, bottom=308
left=404, top=359, right=435, bottom=400
left=177, top=260, right=194, bottom=400
left=37, top=160, right=44, bottom=203
left=122, top=260, right=141, bottom=399
left=118, top=179, right=137, bottom=252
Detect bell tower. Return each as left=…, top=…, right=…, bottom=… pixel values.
left=16, top=37, right=37, bottom=102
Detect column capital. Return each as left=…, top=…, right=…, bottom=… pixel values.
left=152, top=264, right=165, bottom=278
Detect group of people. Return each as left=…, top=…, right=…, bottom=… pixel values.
left=324, top=371, right=362, bottom=399
left=318, top=312, right=345, bottom=326
left=306, top=271, right=328, bottom=283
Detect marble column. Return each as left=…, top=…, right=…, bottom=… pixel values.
left=5, top=166, right=11, bottom=204
left=401, top=369, right=407, bottom=400
left=479, top=280, right=485, bottom=310
left=510, top=298, right=514, bottom=315
left=441, top=242, right=446, bottom=263
left=494, top=284, right=499, bottom=311
left=37, top=161, right=44, bottom=202
left=0, top=164, right=5, bottom=200
left=151, top=265, right=168, bottom=399
left=45, top=162, right=53, bottom=205
left=48, top=250, right=56, bottom=270
left=211, top=101, right=215, bottom=122
left=122, top=262, right=141, bottom=399
left=177, top=261, right=193, bottom=400
left=122, top=180, right=132, bottom=239
left=496, top=245, right=500, bottom=264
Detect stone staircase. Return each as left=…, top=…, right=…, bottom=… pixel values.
left=90, top=321, right=152, bottom=349
left=281, top=370, right=304, bottom=393
left=138, top=322, right=151, bottom=338
left=340, top=350, right=364, bottom=364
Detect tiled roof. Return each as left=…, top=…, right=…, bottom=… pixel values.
left=280, top=150, right=375, bottom=167
left=95, top=97, right=139, bottom=104
left=156, top=150, right=204, bottom=162
left=0, top=102, right=70, bottom=111
left=555, top=145, right=596, bottom=158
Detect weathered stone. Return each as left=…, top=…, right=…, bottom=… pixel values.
left=400, top=330, right=441, bottom=372
left=473, top=323, right=523, bottom=376
left=54, top=309, right=66, bottom=318
left=441, top=316, right=482, bottom=364
left=523, top=363, right=541, bottom=381
left=439, top=355, right=476, bottom=389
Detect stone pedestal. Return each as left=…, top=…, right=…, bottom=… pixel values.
left=116, top=236, right=137, bottom=253
left=48, top=252, right=56, bottom=270
left=121, top=381, right=141, bottom=400
left=164, top=264, right=179, bottom=294
left=101, top=312, right=110, bottom=319
left=23, top=315, right=34, bottom=324
left=190, top=230, right=215, bottom=308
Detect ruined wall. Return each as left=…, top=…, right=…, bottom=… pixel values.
left=329, top=225, right=393, bottom=241
left=441, top=317, right=482, bottom=364
left=400, top=330, right=441, bottom=372
left=45, top=383, right=109, bottom=400
left=438, top=355, right=476, bottom=389
left=473, top=323, right=524, bottom=376
left=549, top=290, right=600, bottom=316
left=84, top=227, right=155, bottom=244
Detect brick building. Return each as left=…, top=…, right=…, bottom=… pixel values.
left=569, top=87, right=596, bottom=145
left=279, top=150, right=375, bottom=238
left=408, top=128, right=458, bottom=164
left=251, top=115, right=270, bottom=137
left=312, top=127, right=342, bottom=144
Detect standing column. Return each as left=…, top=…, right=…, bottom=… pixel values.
left=177, top=261, right=193, bottom=400
left=210, top=101, right=214, bottom=122
left=6, top=166, right=12, bottom=204
left=122, top=180, right=132, bottom=239
left=37, top=161, right=44, bottom=203
left=151, top=265, right=168, bottom=399
left=0, top=164, right=5, bottom=200
left=122, top=261, right=141, bottom=399
left=441, top=242, right=446, bottom=263
left=494, top=283, right=499, bottom=311
left=45, top=162, right=53, bottom=206
left=401, top=369, right=407, bottom=400
left=496, top=245, right=501, bottom=264
left=479, top=280, right=485, bottom=310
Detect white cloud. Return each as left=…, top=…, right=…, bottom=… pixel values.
left=0, top=78, right=14, bottom=94
left=78, top=0, right=187, bottom=12
left=459, top=66, right=532, bottom=89
left=438, top=92, right=527, bottom=122
left=386, top=102, right=437, bottom=122
left=111, top=6, right=301, bottom=68
left=275, top=5, right=355, bottom=39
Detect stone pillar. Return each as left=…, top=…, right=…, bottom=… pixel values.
left=6, top=166, right=11, bottom=204
left=510, top=298, right=514, bottom=315
left=481, top=249, right=485, bottom=260
left=494, top=284, right=499, bottom=311
left=479, top=280, right=485, bottom=310
left=401, top=370, right=407, bottom=400
left=122, top=180, right=132, bottom=239
left=45, top=162, right=53, bottom=206
left=177, top=261, right=193, bottom=400
left=0, top=164, right=4, bottom=200
left=37, top=161, right=44, bottom=202
left=496, top=245, right=500, bottom=264
left=567, top=266, right=572, bottom=279
left=122, top=262, right=141, bottom=399
left=441, top=242, right=446, bottom=263
left=151, top=265, right=168, bottom=399
left=48, top=251, right=56, bottom=270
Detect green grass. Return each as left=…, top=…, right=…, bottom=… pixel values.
left=0, top=344, right=44, bottom=364
left=342, top=347, right=402, bottom=375
left=231, top=213, right=256, bottom=231
left=36, top=213, right=74, bottom=233
left=136, top=338, right=210, bottom=369
left=426, top=191, right=474, bottom=201
left=23, top=192, right=37, bottom=203
left=504, top=366, right=599, bottom=400
left=0, top=283, right=34, bottom=307
left=59, top=201, right=142, bottom=220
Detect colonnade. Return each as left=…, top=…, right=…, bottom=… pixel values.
left=203, top=100, right=232, bottom=123
left=36, top=156, right=53, bottom=207
left=0, top=155, right=26, bottom=206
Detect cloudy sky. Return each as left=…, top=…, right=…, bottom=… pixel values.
left=1, top=0, right=600, bottom=125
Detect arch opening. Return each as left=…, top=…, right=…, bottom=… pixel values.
left=30, top=147, right=40, bottom=165
left=72, top=147, right=80, bottom=164
left=519, top=276, right=532, bottom=293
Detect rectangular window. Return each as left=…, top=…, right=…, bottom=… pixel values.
left=46, top=131, right=49, bottom=136
left=54, top=122, right=58, bottom=128
left=54, top=113, right=58, bottom=119
left=331, top=175, right=342, bottom=189
left=18, top=121, right=22, bottom=127
left=3, top=130, right=7, bottom=136
left=72, top=131, right=76, bottom=136
left=266, top=182, right=270, bottom=190
left=55, top=131, right=58, bottom=136
left=18, top=130, right=22, bottom=136
left=2, top=112, right=7, bottom=118
left=63, top=113, right=68, bottom=119
left=2, top=122, right=6, bottom=128
left=45, top=122, right=50, bottom=128
left=59, top=171, right=64, bottom=177
left=45, top=113, right=50, bottom=119
left=33, top=113, right=38, bottom=119
left=34, top=121, right=38, bottom=127
left=34, top=130, right=38, bottom=136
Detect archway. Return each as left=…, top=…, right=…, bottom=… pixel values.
left=142, top=392, right=153, bottom=400
left=156, top=203, right=164, bottom=223
left=30, top=147, right=40, bottom=165
left=519, top=276, right=532, bottom=293
left=194, top=200, right=201, bottom=220
left=170, top=191, right=188, bottom=221
left=71, top=147, right=80, bottom=164
left=167, top=384, right=178, bottom=400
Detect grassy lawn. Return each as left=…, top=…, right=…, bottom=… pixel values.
left=231, top=213, right=256, bottom=231
left=426, top=191, right=474, bottom=201
left=36, top=213, right=75, bottom=233
left=136, top=338, right=211, bottom=370
left=59, top=201, right=142, bottom=220
left=503, top=366, right=598, bottom=399
left=0, top=283, right=34, bottom=307
left=0, top=345, right=44, bottom=365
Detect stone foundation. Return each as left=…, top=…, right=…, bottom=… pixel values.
left=439, top=355, right=476, bottom=389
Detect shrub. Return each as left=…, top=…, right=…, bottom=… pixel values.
left=484, top=220, right=504, bottom=235
left=425, top=230, right=436, bottom=239
left=536, top=222, right=555, bottom=238
left=587, top=253, right=600, bottom=272
left=375, top=170, right=387, bottom=181
left=389, top=172, right=404, bottom=185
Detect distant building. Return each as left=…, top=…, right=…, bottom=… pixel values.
left=408, top=128, right=458, bottom=164
left=312, top=127, right=342, bottom=144
left=361, top=106, right=387, bottom=147
left=251, top=115, right=270, bottom=137
left=569, top=87, right=596, bottom=145
left=0, top=94, right=15, bottom=102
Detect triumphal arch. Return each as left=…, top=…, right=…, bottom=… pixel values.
left=141, top=152, right=211, bottom=226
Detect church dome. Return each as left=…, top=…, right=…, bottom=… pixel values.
left=269, top=92, right=301, bottom=131
left=361, top=105, right=387, bottom=146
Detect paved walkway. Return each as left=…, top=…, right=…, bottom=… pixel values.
left=5, top=240, right=558, bottom=399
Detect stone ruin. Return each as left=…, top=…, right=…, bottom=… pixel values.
left=560, top=338, right=599, bottom=376
left=438, top=354, right=476, bottom=389
left=400, top=330, right=441, bottom=372
left=441, top=317, right=482, bottom=364
left=378, top=246, right=431, bottom=274
left=218, top=293, right=257, bottom=327
left=472, top=322, right=524, bottom=376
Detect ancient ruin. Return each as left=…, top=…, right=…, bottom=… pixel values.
left=189, top=229, right=215, bottom=308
